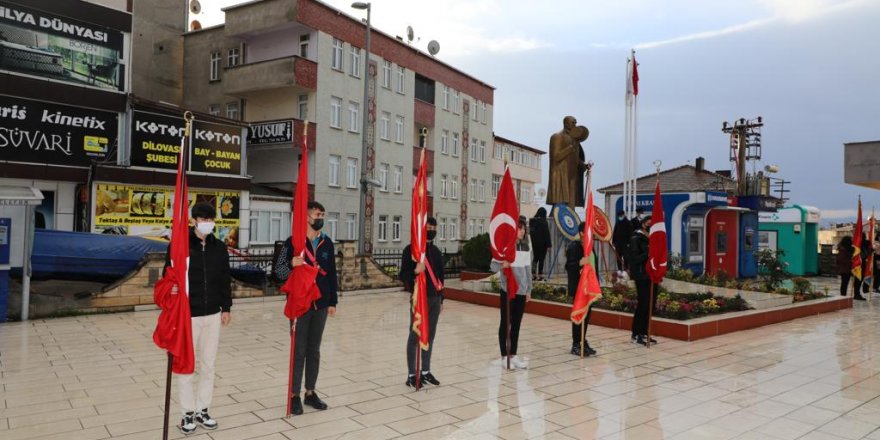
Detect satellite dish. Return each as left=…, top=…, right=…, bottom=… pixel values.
left=190, top=20, right=202, bottom=31
left=406, top=26, right=414, bottom=42
left=427, top=40, right=440, bottom=56
left=538, top=188, right=546, bottom=198
left=190, top=0, right=201, bottom=14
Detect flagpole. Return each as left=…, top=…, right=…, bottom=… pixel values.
left=504, top=152, right=512, bottom=371
left=646, top=161, right=660, bottom=349
left=163, top=352, right=172, bottom=440
left=414, top=128, right=428, bottom=391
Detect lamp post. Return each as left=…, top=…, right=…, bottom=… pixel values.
left=352, top=1, right=371, bottom=255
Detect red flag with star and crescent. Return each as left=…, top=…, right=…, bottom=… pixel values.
left=647, top=179, right=668, bottom=284
left=853, top=198, right=863, bottom=280
left=282, top=122, right=321, bottom=320
left=410, top=148, right=430, bottom=350
left=153, top=118, right=194, bottom=375
left=571, top=176, right=602, bottom=324
left=491, top=167, right=519, bottom=300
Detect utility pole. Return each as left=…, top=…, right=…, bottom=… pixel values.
left=721, top=116, right=763, bottom=196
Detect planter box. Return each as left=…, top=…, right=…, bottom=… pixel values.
left=444, top=288, right=852, bottom=341
left=460, top=271, right=493, bottom=281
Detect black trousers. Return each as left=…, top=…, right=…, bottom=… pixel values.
left=499, top=292, right=526, bottom=356
left=840, top=273, right=852, bottom=296
left=291, top=307, right=328, bottom=395
left=533, top=249, right=547, bottom=276
left=407, top=295, right=442, bottom=375
left=632, top=279, right=657, bottom=337
left=572, top=306, right=592, bottom=345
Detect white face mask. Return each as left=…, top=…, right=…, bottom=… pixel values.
left=196, top=221, right=215, bottom=235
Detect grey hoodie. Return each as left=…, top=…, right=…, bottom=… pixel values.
left=490, top=241, right=533, bottom=295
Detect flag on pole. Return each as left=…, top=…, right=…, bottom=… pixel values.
left=410, top=148, right=430, bottom=350
left=153, top=116, right=194, bottom=375
left=282, top=122, right=321, bottom=320
left=490, top=167, right=520, bottom=300
left=865, top=212, right=875, bottom=287
left=853, top=198, right=863, bottom=280
left=647, top=179, right=668, bottom=284
left=571, top=176, right=602, bottom=324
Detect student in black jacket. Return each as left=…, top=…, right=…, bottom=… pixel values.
left=399, top=217, right=445, bottom=387
left=629, top=215, right=656, bottom=346
left=565, top=222, right=596, bottom=356
left=611, top=210, right=632, bottom=270
left=165, top=202, right=231, bottom=435
left=529, top=207, right=552, bottom=280
left=274, top=201, right=338, bottom=415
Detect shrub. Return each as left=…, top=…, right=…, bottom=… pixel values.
left=792, top=277, right=813, bottom=294
left=756, top=248, right=789, bottom=291
left=462, top=233, right=492, bottom=272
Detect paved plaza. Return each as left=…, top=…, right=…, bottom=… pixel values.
left=2, top=291, right=880, bottom=439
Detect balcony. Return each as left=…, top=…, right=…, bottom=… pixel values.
left=224, top=56, right=317, bottom=96
left=223, top=0, right=297, bottom=38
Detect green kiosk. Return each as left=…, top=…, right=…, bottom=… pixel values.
left=758, top=205, right=821, bottom=276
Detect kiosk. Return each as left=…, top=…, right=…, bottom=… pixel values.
left=0, top=186, right=45, bottom=321
left=758, top=205, right=821, bottom=276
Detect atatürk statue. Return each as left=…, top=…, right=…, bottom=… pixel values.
left=547, top=116, right=590, bottom=207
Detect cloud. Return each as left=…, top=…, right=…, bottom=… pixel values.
left=821, top=209, right=858, bottom=219
left=635, top=18, right=772, bottom=49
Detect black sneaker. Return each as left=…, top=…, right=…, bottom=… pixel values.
left=178, top=412, right=196, bottom=435
left=195, top=408, right=217, bottom=430
left=290, top=396, right=303, bottom=415
left=570, top=344, right=581, bottom=356
left=421, top=372, right=440, bottom=386
left=633, top=336, right=647, bottom=346
left=645, top=336, right=658, bottom=344
left=585, top=344, right=597, bottom=356
left=303, top=392, right=328, bottom=410
left=405, top=375, right=417, bottom=388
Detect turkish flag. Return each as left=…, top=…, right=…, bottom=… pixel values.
left=153, top=127, right=194, bottom=375
left=410, top=148, right=430, bottom=350
left=282, top=122, right=321, bottom=320
left=853, top=199, right=863, bottom=280
left=491, top=167, right=519, bottom=300
left=571, top=177, right=602, bottom=324
left=647, top=180, right=668, bottom=284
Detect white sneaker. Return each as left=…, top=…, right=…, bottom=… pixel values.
left=511, top=355, right=528, bottom=369
left=178, top=412, right=196, bottom=435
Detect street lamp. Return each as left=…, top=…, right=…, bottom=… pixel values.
left=352, top=1, right=371, bottom=255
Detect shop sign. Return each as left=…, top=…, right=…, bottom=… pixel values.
left=248, top=119, right=292, bottom=145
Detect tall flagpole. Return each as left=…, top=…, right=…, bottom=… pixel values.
left=646, top=160, right=660, bottom=349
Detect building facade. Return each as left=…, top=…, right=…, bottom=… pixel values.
left=492, top=135, right=545, bottom=220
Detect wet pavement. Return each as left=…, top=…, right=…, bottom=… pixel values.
left=2, top=290, right=880, bottom=439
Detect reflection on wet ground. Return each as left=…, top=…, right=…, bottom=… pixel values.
left=2, top=291, right=880, bottom=439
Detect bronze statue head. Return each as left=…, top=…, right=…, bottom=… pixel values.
left=563, top=116, right=576, bottom=132
left=571, top=125, right=589, bottom=142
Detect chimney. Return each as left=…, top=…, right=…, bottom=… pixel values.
left=695, top=157, right=705, bottom=172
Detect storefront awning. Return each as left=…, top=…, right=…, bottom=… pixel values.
left=0, top=186, right=44, bottom=206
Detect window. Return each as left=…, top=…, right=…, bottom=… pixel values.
left=452, top=132, right=460, bottom=157
left=350, top=46, right=361, bottom=77
left=328, top=155, right=340, bottom=186
left=473, top=100, right=480, bottom=121
left=380, top=112, right=390, bottom=140
left=331, top=38, right=344, bottom=70
left=438, top=218, right=446, bottom=241
left=299, top=34, right=309, bottom=57
left=298, top=94, right=308, bottom=120
left=477, top=219, right=485, bottom=235
left=478, top=180, right=485, bottom=202
left=346, top=158, right=358, bottom=188
left=451, top=176, right=458, bottom=199
left=346, top=213, right=357, bottom=240
left=394, top=165, right=403, bottom=193
left=330, top=97, right=342, bottom=128
left=442, top=85, right=449, bottom=110
left=452, top=90, right=460, bottom=114
left=467, top=219, right=474, bottom=239
left=379, top=163, right=389, bottom=191
left=521, top=184, right=531, bottom=204
left=227, top=47, right=240, bottom=67
left=249, top=210, right=291, bottom=244
left=448, top=218, right=457, bottom=240
left=440, top=174, right=448, bottom=198
left=479, top=141, right=486, bottom=163
left=208, top=104, right=220, bottom=116
left=377, top=215, right=387, bottom=241
left=395, top=115, right=404, bottom=143
left=494, top=144, right=501, bottom=159
left=382, top=60, right=391, bottom=88
left=426, top=174, right=433, bottom=195
left=209, top=51, right=220, bottom=81
left=440, top=130, right=449, bottom=154
left=480, top=101, right=487, bottom=123
left=327, top=212, right=339, bottom=241
left=470, top=178, right=476, bottom=201
left=470, top=138, right=477, bottom=161
left=396, top=65, right=405, bottom=93
left=226, top=102, right=239, bottom=120
left=392, top=216, right=402, bottom=241
left=348, top=101, right=360, bottom=133
left=492, top=174, right=501, bottom=196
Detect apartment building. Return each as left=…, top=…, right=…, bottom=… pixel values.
left=181, top=0, right=495, bottom=253
left=492, top=135, right=545, bottom=220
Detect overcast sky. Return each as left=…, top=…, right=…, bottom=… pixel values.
left=201, top=0, right=880, bottom=223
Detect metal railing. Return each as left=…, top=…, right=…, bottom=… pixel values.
left=372, top=247, right=463, bottom=278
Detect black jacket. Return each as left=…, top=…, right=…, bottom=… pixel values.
left=165, top=228, right=232, bottom=317
left=399, top=243, right=445, bottom=298
left=274, top=234, right=339, bottom=309
left=628, top=230, right=650, bottom=281
left=612, top=218, right=632, bottom=253
left=528, top=217, right=551, bottom=253
left=565, top=239, right=585, bottom=295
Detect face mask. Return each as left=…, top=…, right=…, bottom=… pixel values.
left=618, top=215, right=625, bottom=221
left=196, top=221, right=215, bottom=235
left=311, top=219, right=324, bottom=231
left=427, top=230, right=437, bottom=241
left=638, top=214, right=646, bottom=220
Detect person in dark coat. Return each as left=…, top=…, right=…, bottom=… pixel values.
left=630, top=208, right=645, bottom=237
left=836, top=235, right=866, bottom=300
left=629, top=215, right=657, bottom=345
left=529, top=207, right=552, bottom=280
left=565, top=222, right=596, bottom=356
left=611, top=210, right=632, bottom=270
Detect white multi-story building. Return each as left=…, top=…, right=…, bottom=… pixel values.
left=492, top=135, right=545, bottom=219
left=181, top=0, right=495, bottom=253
